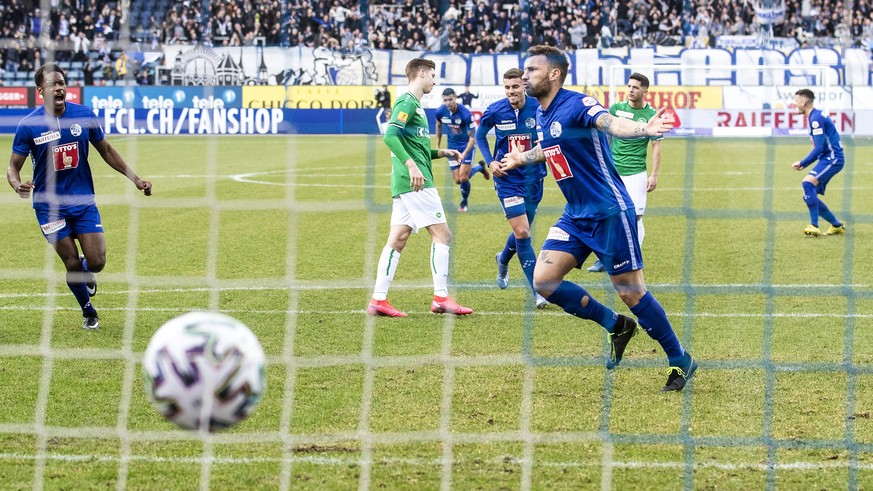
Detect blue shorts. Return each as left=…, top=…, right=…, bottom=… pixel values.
left=447, top=144, right=474, bottom=169
left=495, top=179, right=543, bottom=220
left=541, top=209, right=642, bottom=275
left=808, top=160, right=843, bottom=195
left=35, top=204, right=103, bottom=243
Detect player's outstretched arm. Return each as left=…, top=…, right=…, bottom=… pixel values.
left=597, top=107, right=673, bottom=139
left=93, top=139, right=152, bottom=196
left=500, top=143, right=545, bottom=172
left=7, top=153, right=33, bottom=198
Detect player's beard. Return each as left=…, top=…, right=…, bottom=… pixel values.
left=524, top=79, right=548, bottom=99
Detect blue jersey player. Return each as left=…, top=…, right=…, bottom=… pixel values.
left=791, top=88, right=846, bottom=237
left=501, top=45, right=697, bottom=392
left=476, top=68, right=549, bottom=308
left=435, top=88, right=490, bottom=212
left=7, top=63, right=152, bottom=330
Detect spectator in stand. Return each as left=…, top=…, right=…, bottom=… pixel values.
left=72, top=31, right=90, bottom=62
left=5, top=45, right=20, bottom=74
left=114, top=50, right=129, bottom=81
left=83, top=58, right=100, bottom=86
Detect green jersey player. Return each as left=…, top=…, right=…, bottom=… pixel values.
left=367, top=58, right=473, bottom=317
left=588, top=72, right=663, bottom=273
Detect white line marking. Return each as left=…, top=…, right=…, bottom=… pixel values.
left=0, top=305, right=869, bottom=319
left=0, top=452, right=867, bottom=471
left=0, top=282, right=866, bottom=300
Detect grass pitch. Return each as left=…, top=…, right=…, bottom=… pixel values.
left=0, top=134, right=872, bottom=490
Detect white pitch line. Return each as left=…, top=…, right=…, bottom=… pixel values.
left=0, top=305, right=870, bottom=320
left=0, top=281, right=867, bottom=300
left=0, top=452, right=868, bottom=472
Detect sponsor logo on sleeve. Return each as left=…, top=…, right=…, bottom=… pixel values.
left=40, top=218, right=66, bottom=235
left=503, top=196, right=524, bottom=207
left=547, top=226, right=570, bottom=241
left=812, top=120, right=820, bottom=128
left=397, top=111, right=408, bottom=122
left=582, top=96, right=598, bottom=106
left=587, top=106, right=605, bottom=117
left=812, top=128, right=824, bottom=135
left=543, top=145, right=573, bottom=181
left=34, top=131, right=61, bottom=145
left=52, top=142, right=80, bottom=171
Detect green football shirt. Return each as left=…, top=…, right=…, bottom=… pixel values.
left=384, top=92, right=437, bottom=197
left=609, top=100, right=662, bottom=176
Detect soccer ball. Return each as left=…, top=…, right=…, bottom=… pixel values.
left=142, top=311, right=266, bottom=431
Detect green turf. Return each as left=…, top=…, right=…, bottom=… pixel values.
left=0, top=135, right=871, bottom=489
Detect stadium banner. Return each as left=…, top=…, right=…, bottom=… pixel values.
left=406, top=85, right=723, bottom=113
left=157, top=45, right=868, bottom=87
left=0, top=106, right=861, bottom=136
left=0, top=87, right=82, bottom=108
left=673, top=109, right=855, bottom=136
left=722, top=86, right=852, bottom=110
left=755, top=0, right=786, bottom=25
left=242, top=85, right=384, bottom=109
left=716, top=36, right=763, bottom=49
left=0, top=87, right=32, bottom=108
left=85, top=86, right=242, bottom=109
left=574, top=86, right=722, bottom=109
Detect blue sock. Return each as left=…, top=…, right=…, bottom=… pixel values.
left=802, top=181, right=819, bottom=226
left=515, top=236, right=537, bottom=291
left=630, top=291, right=684, bottom=362
left=470, top=164, right=482, bottom=177
left=817, top=199, right=841, bottom=227
left=499, top=232, right=517, bottom=265
left=67, top=280, right=96, bottom=316
left=546, top=281, right=618, bottom=332
left=460, top=180, right=471, bottom=204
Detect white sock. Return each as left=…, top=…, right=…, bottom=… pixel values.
left=431, top=242, right=450, bottom=297
left=372, top=246, right=400, bottom=301
left=638, top=217, right=645, bottom=246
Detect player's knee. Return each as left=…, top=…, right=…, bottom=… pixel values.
left=62, top=256, right=82, bottom=272
left=88, top=256, right=106, bottom=272
left=512, top=229, right=530, bottom=240
left=387, top=237, right=408, bottom=251
left=532, top=278, right=559, bottom=298
left=615, top=288, right=644, bottom=308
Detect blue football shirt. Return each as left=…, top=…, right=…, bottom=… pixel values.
left=799, top=108, right=844, bottom=167
left=476, top=95, right=546, bottom=184
left=12, top=102, right=105, bottom=211
left=435, top=103, right=475, bottom=149
left=535, top=88, right=634, bottom=220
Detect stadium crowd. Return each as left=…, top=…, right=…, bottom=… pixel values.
left=0, top=0, right=870, bottom=85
